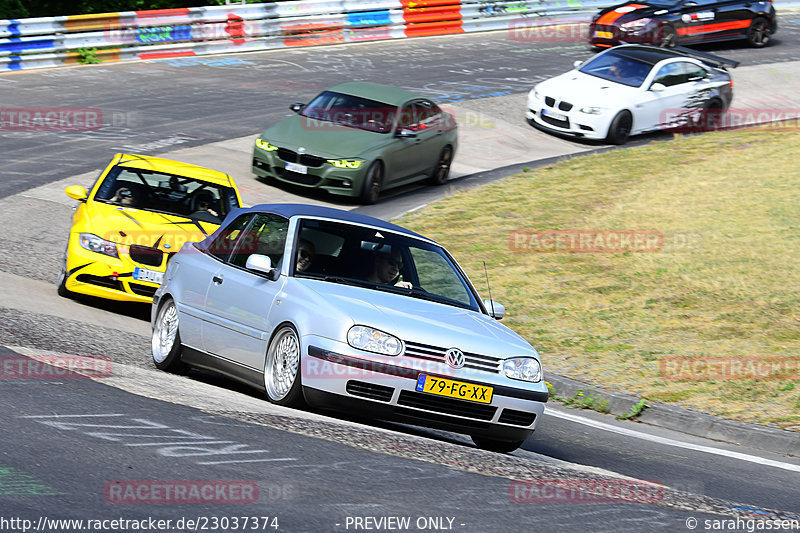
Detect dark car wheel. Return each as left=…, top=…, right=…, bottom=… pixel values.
left=606, top=111, right=632, bottom=145
left=472, top=435, right=525, bottom=453
left=151, top=298, right=187, bottom=373
left=747, top=17, right=771, bottom=48
left=56, top=245, right=72, bottom=298
left=695, top=99, right=725, bottom=131
left=264, top=325, right=304, bottom=407
left=659, top=24, right=676, bottom=48
left=428, top=146, right=453, bottom=186
left=360, top=161, right=383, bottom=205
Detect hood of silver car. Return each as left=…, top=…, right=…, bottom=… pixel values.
left=295, top=278, right=537, bottom=358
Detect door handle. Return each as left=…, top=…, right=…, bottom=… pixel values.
left=212, top=275, right=223, bottom=285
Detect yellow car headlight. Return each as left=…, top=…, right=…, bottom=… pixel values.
left=255, top=138, right=278, bottom=151
left=327, top=159, right=364, bottom=169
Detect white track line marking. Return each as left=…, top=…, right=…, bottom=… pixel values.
left=547, top=408, right=800, bottom=473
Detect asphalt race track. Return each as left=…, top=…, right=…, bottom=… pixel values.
left=2, top=21, right=800, bottom=533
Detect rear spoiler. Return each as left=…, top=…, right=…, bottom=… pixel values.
left=674, top=46, right=740, bottom=69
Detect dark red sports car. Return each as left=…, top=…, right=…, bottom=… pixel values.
left=589, top=0, right=777, bottom=48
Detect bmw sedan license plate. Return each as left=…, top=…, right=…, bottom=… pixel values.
left=542, top=108, right=568, bottom=122
left=416, top=374, right=493, bottom=404
left=133, top=267, right=163, bottom=284
left=285, top=162, right=308, bottom=174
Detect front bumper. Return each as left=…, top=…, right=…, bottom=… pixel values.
left=526, top=95, right=611, bottom=141
left=63, top=233, right=167, bottom=303
left=300, top=336, right=548, bottom=440
left=252, top=146, right=368, bottom=198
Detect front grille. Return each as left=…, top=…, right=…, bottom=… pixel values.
left=276, top=149, right=325, bottom=168
left=395, top=407, right=492, bottom=430
left=541, top=114, right=570, bottom=129
left=397, top=390, right=497, bottom=421
left=498, top=409, right=537, bottom=427
left=346, top=381, right=394, bottom=402
left=275, top=167, right=322, bottom=186
left=558, top=101, right=573, bottom=112
left=544, top=96, right=556, bottom=107
left=129, top=283, right=158, bottom=297
left=129, top=245, right=163, bottom=267
left=403, top=341, right=500, bottom=373
left=76, top=274, right=123, bottom=291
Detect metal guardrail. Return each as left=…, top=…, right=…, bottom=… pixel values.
left=0, top=0, right=791, bottom=72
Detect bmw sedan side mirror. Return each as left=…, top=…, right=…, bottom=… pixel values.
left=289, top=103, right=304, bottom=113
left=395, top=128, right=417, bottom=138
left=650, top=83, right=666, bottom=92
left=246, top=254, right=279, bottom=280
left=484, top=300, right=506, bottom=320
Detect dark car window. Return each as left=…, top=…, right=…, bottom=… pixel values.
left=684, top=62, right=709, bottom=81
left=652, top=62, right=688, bottom=87
left=229, top=214, right=290, bottom=269
left=206, top=214, right=252, bottom=261
left=300, top=90, right=397, bottom=134
left=579, top=52, right=652, bottom=88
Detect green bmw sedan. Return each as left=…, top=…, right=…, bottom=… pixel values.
left=252, top=82, right=458, bottom=204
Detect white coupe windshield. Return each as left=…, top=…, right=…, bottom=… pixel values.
left=579, top=52, right=652, bottom=88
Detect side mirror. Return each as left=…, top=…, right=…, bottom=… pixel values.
left=245, top=254, right=279, bottom=280
left=395, top=128, right=417, bottom=139
left=289, top=103, right=304, bottom=113
left=650, top=82, right=666, bottom=92
left=65, top=185, right=88, bottom=201
left=573, top=60, right=583, bottom=69
left=484, top=300, right=506, bottom=320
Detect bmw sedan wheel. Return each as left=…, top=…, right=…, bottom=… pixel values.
left=428, top=146, right=453, bottom=186
left=264, top=325, right=304, bottom=407
left=360, top=161, right=383, bottom=205
left=659, top=25, right=676, bottom=48
left=151, top=298, right=187, bottom=373
left=606, top=111, right=632, bottom=145
left=747, top=17, right=770, bottom=48
left=471, top=435, right=525, bottom=453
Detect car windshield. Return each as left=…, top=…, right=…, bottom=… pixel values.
left=644, top=0, right=682, bottom=6
left=299, top=91, right=397, bottom=134
left=579, top=51, right=652, bottom=88
left=93, top=164, right=239, bottom=223
left=293, top=218, right=482, bottom=312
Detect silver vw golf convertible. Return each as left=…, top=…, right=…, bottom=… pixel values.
left=151, top=204, right=547, bottom=452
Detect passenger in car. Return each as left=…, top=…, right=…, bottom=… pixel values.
left=296, top=239, right=315, bottom=273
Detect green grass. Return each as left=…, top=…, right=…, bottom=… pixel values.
left=397, top=127, right=800, bottom=430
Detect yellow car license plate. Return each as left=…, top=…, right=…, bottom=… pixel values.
left=595, top=31, right=613, bottom=38
left=415, top=374, right=493, bottom=404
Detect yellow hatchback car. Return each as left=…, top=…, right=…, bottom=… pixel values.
left=57, top=154, right=243, bottom=303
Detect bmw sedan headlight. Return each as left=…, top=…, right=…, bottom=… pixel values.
left=327, top=159, right=364, bottom=169
left=621, top=18, right=653, bottom=32
left=79, top=233, right=119, bottom=258
left=347, top=325, right=402, bottom=356
left=503, top=357, right=542, bottom=383
left=255, top=138, right=278, bottom=151
left=579, top=106, right=606, bottom=115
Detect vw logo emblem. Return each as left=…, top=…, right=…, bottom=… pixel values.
left=445, top=348, right=465, bottom=369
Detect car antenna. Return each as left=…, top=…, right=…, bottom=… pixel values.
left=483, top=261, right=495, bottom=317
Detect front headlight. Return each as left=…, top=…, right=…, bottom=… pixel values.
left=503, top=357, right=542, bottom=383
left=531, top=86, right=542, bottom=100
left=255, top=138, right=278, bottom=151
left=579, top=106, right=606, bottom=115
left=79, top=233, right=119, bottom=258
left=347, top=325, right=402, bottom=356
left=621, top=18, right=653, bottom=32
left=327, top=159, right=364, bottom=169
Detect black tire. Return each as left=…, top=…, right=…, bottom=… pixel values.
left=747, top=17, right=771, bottom=48
left=56, top=245, right=72, bottom=298
left=696, top=99, right=724, bottom=131
left=605, top=111, right=633, bottom=145
left=360, top=161, right=383, bottom=205
left=151, top=298, right=187, bottom=373
left=264, top=324, right=304, bottom=407
left=471, top=435, right=525, bottom=453
left=659, top=24, right=676, bottom=48
left=427, top=146, right=453, bottom=186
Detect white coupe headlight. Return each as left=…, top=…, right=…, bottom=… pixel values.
left=503, top=357, right=542, bottom=383
left=347, top=325, right=402, bottom=356
left=579, top=106, right=606, bottom=115
left=79, top=233, right=119, bottom=258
